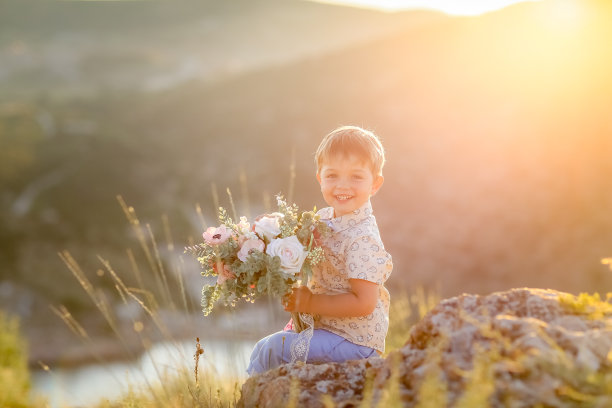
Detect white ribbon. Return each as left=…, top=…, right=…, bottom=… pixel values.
left=290, top=313, right=314, bottom=363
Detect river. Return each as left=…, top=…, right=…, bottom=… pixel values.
left=31, top=339, right=254, bottom=407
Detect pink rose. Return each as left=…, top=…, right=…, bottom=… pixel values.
left=203, top=225, right=231, bottom=245
left=237, top=238, right=265, bottom=262
left=213, top=261, right=236, bottom=285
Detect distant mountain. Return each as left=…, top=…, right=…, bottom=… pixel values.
left=1, top=0, right=611, bottom=355
left=0, top=0, right=444, bottom=95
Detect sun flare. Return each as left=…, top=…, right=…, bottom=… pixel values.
left=312, top=0, right=542, bottom=16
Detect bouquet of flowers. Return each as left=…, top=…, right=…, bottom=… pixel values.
left=185, top=196, right=330, bottom=333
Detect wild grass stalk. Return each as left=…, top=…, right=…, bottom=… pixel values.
left=58, top=251, right=134, bottom=359
left=146, top=223, right=174, bottom=309
left=45, top=189, right=252, bottom=408
left=210, top=183, right=220, bottom=212
left=195, top=203, right=209, bottom=231
left=453, top=343, right=497, bottom=408
left=175, top=256, right=193, bottom=314
left=161, top=213, right=175, bottom=252
left=45, top=163, right=443, bottom=408
left=194, top=337, right=204, bottom=387
left=414, top=338, right=448, bottom=408
left=239, top=168, right=251, bottom=220
left=385, top=286, right=439, bottom=355
left=357, top=369, right=376, bottom=408
left=95, top=367, right=241, bottom=408
left=262, top=191, right=272, bottom=213
left=376, top=352, right=403, bottom=408
left=286, top=375, right=300, bottom=408
left=287, top=147, right=296, bottom=204
left=117, top=195, right=172, bottom=308
left=226, top=188, right=239, bottom=224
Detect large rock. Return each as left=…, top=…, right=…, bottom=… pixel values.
left=239, top=288, right=612, bottom=407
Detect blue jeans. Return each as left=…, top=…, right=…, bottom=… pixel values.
left=247, top=329, right=377, bottom=375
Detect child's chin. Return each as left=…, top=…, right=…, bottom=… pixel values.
left=333, top=203, right=356, bottom=216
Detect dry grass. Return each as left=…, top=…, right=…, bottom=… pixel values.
left=32, top=189, right=444, bottom=407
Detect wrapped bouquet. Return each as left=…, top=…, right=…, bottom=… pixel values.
left=186, top=196, right=330, bottom=333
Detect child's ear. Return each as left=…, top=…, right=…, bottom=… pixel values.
left=316, top=172, right=322, bottom=185
left=371, top=175, right=384, bottom=196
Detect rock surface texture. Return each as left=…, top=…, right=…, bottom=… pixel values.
left=239, top=288, right=612, bottom=407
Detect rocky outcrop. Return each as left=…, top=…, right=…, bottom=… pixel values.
left=239, top=288, right=612, bottom=407
left=239, top=357, right=387, bottom=408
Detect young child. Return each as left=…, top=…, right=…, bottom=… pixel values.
left=247, top=125, right=393, bottom=375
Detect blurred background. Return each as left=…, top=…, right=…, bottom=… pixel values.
left=1, top=0, right=612, bottom=403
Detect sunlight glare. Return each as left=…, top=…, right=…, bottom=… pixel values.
left=546, top=0, right=585, bottom=30
left=312, top=0, right=542, bottom=16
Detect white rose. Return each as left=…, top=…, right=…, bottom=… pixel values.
left=266, top=235, right=307, bottom=275
left=253, top=213, right=283, bottom=241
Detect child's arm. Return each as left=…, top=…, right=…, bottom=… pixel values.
left=283, top=279, right=378, bottom=318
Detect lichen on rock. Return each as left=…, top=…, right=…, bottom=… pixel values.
left=239, top=288, right=612, bottom=407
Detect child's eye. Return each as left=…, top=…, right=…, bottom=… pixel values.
left=326, top=174, right=337, bottom=179
left=352, top=175, right=364, bottom=180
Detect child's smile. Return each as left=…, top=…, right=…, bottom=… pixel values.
left=317, top=154, right=384, bottom=217
left=335, top=194, right=353, bottom=201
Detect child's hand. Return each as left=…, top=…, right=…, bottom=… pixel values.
left=312, top=227, right=325, bottom=247
left=283, top=286, right=313, bottom=313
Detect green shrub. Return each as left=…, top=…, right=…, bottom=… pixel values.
left=0, top=310, right=31, bottom=408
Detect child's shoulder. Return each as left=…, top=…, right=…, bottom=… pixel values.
left=345, top=218, right=385, bottom=248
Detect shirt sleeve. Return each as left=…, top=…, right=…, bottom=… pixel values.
left=345, top=235, right=393, bottom=284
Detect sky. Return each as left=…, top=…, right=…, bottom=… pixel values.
left=310, top=0, right=542, bottom=16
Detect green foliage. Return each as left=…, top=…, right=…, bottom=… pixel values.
left=216, top=239, right=240, bottom=261
left=277, top=197, right=299, bottom=238
left=558, top=292, right=612, bottom=320
left=263, top=259, right=298, bottom=299
left=0, top=311, right=32, bottom=408
left=233, top=249, right=266, bottom=278
left=201, top=285, right=221, bottom=316
left=218, top=207, right=234, bottom=228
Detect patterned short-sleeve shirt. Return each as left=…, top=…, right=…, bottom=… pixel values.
left=309, top=200, right=393, bottom=353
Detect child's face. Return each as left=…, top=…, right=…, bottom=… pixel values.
left=316, top=154, right=384, bottom=218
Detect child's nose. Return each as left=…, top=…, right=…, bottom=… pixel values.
left=336, top=177, right=351, bottom=189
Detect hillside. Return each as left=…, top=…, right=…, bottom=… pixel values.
left=0, top=0, right=439, bottom=96
left=1, top=0, right=612, bottom=364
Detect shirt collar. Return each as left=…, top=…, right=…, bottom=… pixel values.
left=319, top=200, right=373, bottom=232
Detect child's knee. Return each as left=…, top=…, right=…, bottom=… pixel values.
left=265, top=332, right=293, bottom=362
left=248, top=331, right=296, bottom=373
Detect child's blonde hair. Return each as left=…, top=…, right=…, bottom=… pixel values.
left=315, top=126, right=386, bottom=176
